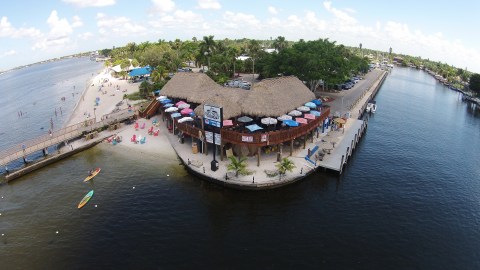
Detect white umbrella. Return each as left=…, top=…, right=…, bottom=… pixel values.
left=178, top=103, right=191, bottom=109
left=165, top=107, right=178, bottom=112
left=157, top=96, right=167, bottom=101
left=277, top=115, right=292, bottom=121
left=288, top=110, right=302, bottom=116
left=297, top=106, right=310, bottom=112
left=178, top=116, right=193, bottom=123
left=261, top=117, right=278, bottom=125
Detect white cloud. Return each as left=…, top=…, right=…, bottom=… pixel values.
left=96, top=13, right=147, bottom=37
left=78, top=32, right=93, bottom=40
left=323, top=1, right=357, bottom=25
left=150, top=10, right=204, bottom=29
left=32, top=10, right=75, bottom=50
left=0, top=49, right=16, bottom=58
left=151, top=0, right=175, bottom=13
left=0, top=16, right=42, bottom=39
left=198, top=0, right=221, bottom=10
left=268, top=6, right=278, bottom=15
left=62, top=0, right=115, bottom=8
left=222, top=11, right=260, bottom=29
left=72, top=16, right=83, bottom=28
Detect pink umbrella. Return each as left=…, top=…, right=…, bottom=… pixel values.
left=180, top=108, right=193, bottom=115
left=223, top=120, right=233, bottom=126
left=304, top=113, right=315, bottom=120
left=176, top=100, right=187, bottom=106
left=295, top=117, right=308, bottom=125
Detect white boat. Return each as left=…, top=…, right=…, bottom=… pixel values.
left=366, top=100, right=377, bottom=113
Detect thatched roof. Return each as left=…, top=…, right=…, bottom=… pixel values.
left=239, top=76, right=315, bottom=117
left=160, top=73, right=224, bottom=104
left=194, top=92, right=243, bottom=120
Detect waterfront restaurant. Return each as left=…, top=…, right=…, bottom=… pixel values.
left=159, top=73, right=330, bottom=166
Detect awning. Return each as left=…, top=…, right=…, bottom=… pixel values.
left=128, top=66, right=151, bottom=77
left=246, top=124, right=263, bottom=132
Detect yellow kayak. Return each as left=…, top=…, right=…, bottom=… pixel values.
left=78, top=190, right=94, bottom=209
left=84, top=168, right=101, bottom=182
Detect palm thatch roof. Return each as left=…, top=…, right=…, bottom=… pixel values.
left=160, top=73, right=224, bottom=104
left=239, top=76, right=315, bottom=117
left=194, top=92, right=243, bottom=120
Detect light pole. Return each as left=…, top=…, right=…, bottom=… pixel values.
left=94, top=108, right=97, bottom=122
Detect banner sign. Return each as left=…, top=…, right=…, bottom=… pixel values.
left=205, top=131, right=221, bottom=145
left=204, top=104, right=223, bottom=128
left=241, top=136, right=253, bottom=142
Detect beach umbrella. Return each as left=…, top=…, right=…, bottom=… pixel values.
left=176, top=100, right=187, bottom=106
left=237, top=116, right=253, bottom=123
left=311, top=99, right=322, bottom=106
left=163, top=103, right=174, bottom=108
left=178, top=103, right=190, bottom=109
left=160, top=99, right=172, bottom=104
left=297, top=106, right=310, bottom=112
left=180, top=108, right=193, bottom=115
left=283, top=119, right=299, bottom=127
left=304, top=114, right=315, bottom=120
left=246, top=124, right=263, bottom=132
left=334, top=118, right=346, bottom=124
left=261, top=117, right=278, bottom=125
left=165, top=107, right=178, bottom=112
left=295, top=117, right=308, bottom=125
left=277, top=115, right=292, bottom=121
left=178, top=117, right=193, bottom=123
left=171, top=112, right=181, bottom=118
left=304, top=102, right=317, bottom=109
left=310, top=110, right=321, bottom=117
left=288, top=110, right=302, bottom=116
left=188, top=111, right=195, bottom=117
left=156, top=96, right=167, bottom=101
left=223, top=120, right=233, bottom=126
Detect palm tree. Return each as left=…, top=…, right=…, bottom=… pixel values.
left=227, top=156, right=248, bottom=177
left=200, top=35, right=216, bottom=70
left=273, top=36, right=288, bottom=52
left=276, top=157, right=296, bottom=180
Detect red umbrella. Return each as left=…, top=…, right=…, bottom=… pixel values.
left=295, top=117, right=308, bottom=125
left=304, top=114, right=315, bottom=120
left=180, top=108, right=193, bottom=115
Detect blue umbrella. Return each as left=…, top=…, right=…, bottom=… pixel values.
left=304, top=102, right=317, bottom=108
left=310, top=110, right=321, bottom=116
left=160, top=99, right=172, bottom=104
left=312, top=99, right=322, bottom=105
left=188, top=112, right=195, bottom=117
left=283, top=119, right=299, bottom=127
left=163, top=103, right=174, bottom=108
left=246, top=124, right=263, bottom=132
left=171, top=112, right=181, bottom=118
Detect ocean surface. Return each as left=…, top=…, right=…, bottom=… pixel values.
left=1, top=63, right=480, bottom=269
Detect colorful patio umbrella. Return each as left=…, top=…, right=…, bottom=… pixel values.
left=311, top=99, right=322, bottom=105
left=178, top=117, right=193, bottom=123
left=295, top=117, right=308, bottom=124
left=160, top=99, right=172, bottom=104
left=165, top=107, right=178, bottom=112
left=171, top=112, right=181, bottom=118
left=304, top=102, right=317, bottom=108
left=237, top=116, right=253, bottom=123
left=304, top=114, right=315, bottom=120
left=246, top=124, right=263, bottom=132
left=178, top=103, right=190, bottom=109
left=180, top=108, right=193, bottom=115
left=163, top=103, right=174, bottom=108
left=310, top=110, right=321, bottom=116
left=223, top=119, right=233, bottom=126
left=176, top=101, right=187, bottom=106
left=277, top=114, right=293, bottom=121
left=288, top=110, right=302, bottom=116
left=283, top=119, right=299, bottom=127
left=297, top=106, right=310, bottom=112
left=156, top=95, right=167, bottom=101
left=261, top=117, right=278, bottom=125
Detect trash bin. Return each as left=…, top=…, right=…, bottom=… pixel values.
left=211, top=160, right=219, bottom=171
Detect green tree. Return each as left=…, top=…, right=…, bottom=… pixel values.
left=227, top=156, right=248, bottom=177
left=139, top=81, right=151, bottom=97
left=199, top=35, right=216, bottom=69
left=275, top=157, right=296, bottom=179
left=469, top=73, right=480, bottom=94
left=273, top=36, right=288, bottom=52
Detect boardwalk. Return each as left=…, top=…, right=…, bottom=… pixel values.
left=0, top=108, right=135, bottom=167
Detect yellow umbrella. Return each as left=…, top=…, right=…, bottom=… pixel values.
left=334, top=118, right=346, bottom=124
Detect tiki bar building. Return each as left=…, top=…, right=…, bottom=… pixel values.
left=158, top=73, right=330, bottom=168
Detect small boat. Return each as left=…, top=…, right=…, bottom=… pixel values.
left=84, top=168, right=101, bottom=182
left=366, top=100, right=377, bottom=113
left=78, top=190, right=94, bottom=209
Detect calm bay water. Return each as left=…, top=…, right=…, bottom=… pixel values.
left=1, top=65, right=480, bottom=269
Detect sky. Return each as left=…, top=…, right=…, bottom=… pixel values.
left=1, top=0, right=480, bottom=72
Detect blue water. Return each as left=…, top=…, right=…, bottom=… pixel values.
left=0, top=58, right=102, bottom=171
left=1, top=66, right=480, bottom=269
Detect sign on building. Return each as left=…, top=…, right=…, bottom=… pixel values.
left=205, top=131, right=221, bottom=145
left=203, top=104, right=223, bottom=128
